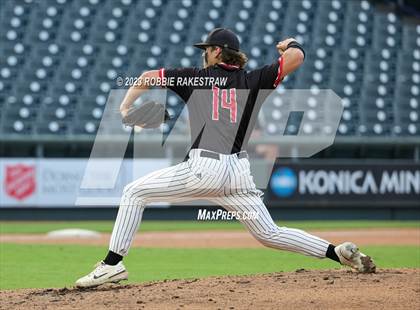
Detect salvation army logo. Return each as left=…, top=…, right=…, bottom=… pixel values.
left=270, top=167, right=297, bottom=197
left=4, top=164, right=36, bottom=200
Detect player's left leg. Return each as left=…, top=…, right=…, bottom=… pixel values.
left=75, top=162, right=202, bottom=288
left=107, top=152, right=226, bottom=259
left=75, top=152, right=226, bottom=287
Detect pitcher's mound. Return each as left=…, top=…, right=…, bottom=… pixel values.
left=2, top=269, right=419, bottom=310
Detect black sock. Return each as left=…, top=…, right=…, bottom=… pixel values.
left=104, top=251, right=123, bottom=266
left=326, top=244, right=340, bottom=263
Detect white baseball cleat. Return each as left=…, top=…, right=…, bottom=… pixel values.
left=75, top=261, right=128, bottom=288
left=335, top=242, right=376, bottom=273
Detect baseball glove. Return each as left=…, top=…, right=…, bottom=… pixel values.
left=122, top=101, right=170, bottom=128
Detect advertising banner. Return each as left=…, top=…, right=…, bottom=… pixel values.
left=0, top=158, right=170, bottom=207
left=0, top=158, right=38, bottom=206
left=267, top=162, right=420, bottom=204
left=2, top=159, right=419, bottom=207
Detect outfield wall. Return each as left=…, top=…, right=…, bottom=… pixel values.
left=0, top=158, right=419, bottom=220
left=266, top=161, right=419, bottom=206
left=1, top=158, right=419, bottom=207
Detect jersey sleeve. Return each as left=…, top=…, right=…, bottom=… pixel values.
left=159, top=67, right=199, bottom=102
left=255, top=56, right=284, bottom=89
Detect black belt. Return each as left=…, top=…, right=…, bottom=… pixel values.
left=199, top=150, right=248, bottom=160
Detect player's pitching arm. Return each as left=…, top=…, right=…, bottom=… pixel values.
left=276, top=37, right=305, bottom=79
left=251, top=38, right=305, bottom=157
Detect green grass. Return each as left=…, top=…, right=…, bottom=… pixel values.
left=1, top=220, right=419, bottom=234
left=0, top=243, right=419, bottom=290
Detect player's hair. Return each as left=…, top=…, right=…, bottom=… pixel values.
left=211, top=46, right=248, bottom=69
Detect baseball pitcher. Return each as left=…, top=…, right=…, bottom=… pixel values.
left=76, top=28, right=375, bottom=288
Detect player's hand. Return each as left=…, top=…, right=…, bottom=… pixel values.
left=276, top=38, right=298, bottom=54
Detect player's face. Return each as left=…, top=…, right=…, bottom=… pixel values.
left=202, top=47, right=222, bottom=68
left=202, top=49, right=209, bottom=68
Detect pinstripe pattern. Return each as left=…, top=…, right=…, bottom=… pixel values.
left=109, top=149, right=330, bottom=258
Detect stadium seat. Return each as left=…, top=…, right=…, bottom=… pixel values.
left=0, top=0, right=419, bottom=138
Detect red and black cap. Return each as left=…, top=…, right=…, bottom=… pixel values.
left=193, top=28, right=240, bottom=52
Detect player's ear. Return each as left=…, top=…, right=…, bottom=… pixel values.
left=215, top=47, right=222, bottom=59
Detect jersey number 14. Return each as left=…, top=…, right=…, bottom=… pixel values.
left=212, top=86, right=237, bottom=123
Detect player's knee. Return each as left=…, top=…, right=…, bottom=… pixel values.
left=252, top=230, right=274, bottom=244
left=121, top=184, right=147, bottom=206
left=122, top=184, right=134, bottom=197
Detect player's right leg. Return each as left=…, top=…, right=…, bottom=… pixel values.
left=212, top=154, right=375, bottom=273
left=212, top=193, right=375, bottom=273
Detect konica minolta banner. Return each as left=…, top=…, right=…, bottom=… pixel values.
left=267, top=162, right=420, bottom=204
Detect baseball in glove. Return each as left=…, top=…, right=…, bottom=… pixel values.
left=122, top=101, right=171, bottom=128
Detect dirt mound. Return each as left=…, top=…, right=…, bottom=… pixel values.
left=1, top=269, right=419, bottom=310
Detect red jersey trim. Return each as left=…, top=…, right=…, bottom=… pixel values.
left=273, top=56, right=284, bottom=87
left=159, top=68, right=165, bottom=79
left=218, top=62, right=240, bottom=70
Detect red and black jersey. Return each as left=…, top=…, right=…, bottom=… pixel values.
left=160, top=57, right=283, bottom=154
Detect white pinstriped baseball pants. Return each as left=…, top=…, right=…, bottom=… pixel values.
left=109, top=149, right=330, bottom=258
